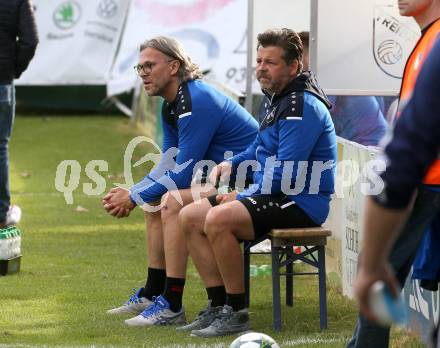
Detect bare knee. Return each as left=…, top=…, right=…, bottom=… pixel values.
left=179, top=203, right=203, bottom=237
left=205, top=206, right=231, bottom=243
left=161, top=191, right=184, bottom=221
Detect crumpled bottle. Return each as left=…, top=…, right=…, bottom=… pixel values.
left=250, top=264, right=258, bottom=277
left=258, top=264, right=272, bottom=276
left=368, top=281, right=408, bottom=327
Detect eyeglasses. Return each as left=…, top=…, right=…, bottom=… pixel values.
left=134, top=59, right=175, bottom=75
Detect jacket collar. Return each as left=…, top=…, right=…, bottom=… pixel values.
left=262, top=71, right=332, bottom=110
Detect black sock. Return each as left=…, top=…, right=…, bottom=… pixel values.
left=141, top=267, right=166, bottom=300
left=163, top=277, right=186, bottom=312
left=226, top=293, right=246, bottom=311
left=206, top=286, right=226, bottom=307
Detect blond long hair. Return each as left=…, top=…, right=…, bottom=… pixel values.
left=140, top=36, right=203, bottom=82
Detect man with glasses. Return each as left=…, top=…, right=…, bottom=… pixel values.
left=102, top=36, right=258, bottom=326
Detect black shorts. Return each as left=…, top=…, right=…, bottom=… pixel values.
left=207, top=194, right=319, bottom=239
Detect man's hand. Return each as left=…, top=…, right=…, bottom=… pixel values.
left=209, top=161, right=232, bottom=186
left=354, top=198, right=407, bottom=323
left=216, top=191, right=238, bottom=204
left=102, top=187, right=136, bottom=218
left=354, top=259, right=399, bottom=323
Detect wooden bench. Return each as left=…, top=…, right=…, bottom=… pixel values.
left=244, top=227, right=331, bottom=331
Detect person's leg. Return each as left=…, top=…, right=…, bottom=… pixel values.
left=204, top=201, right=254, bottom=295
left=141, top=208, right=166, bottom=300
left=191, top=194, right=320, bottom=337
left=176, top=196, right=227, bottom=332
left=161, top=185, right=216, bottom=278
left=203, top=195, right=318, bottom=301
left=180, top=197, right=225, bottom=290
left=0, top=84, right=15, bottom=226
left=107, top=207, right=165, bottom=315
left=160, top=185, right=215, bottom=312
left=347, top=188, right=440, bottom=348
left=188, top=199, right=254, bottom=337
left=124, top=185, right=216, bottom=326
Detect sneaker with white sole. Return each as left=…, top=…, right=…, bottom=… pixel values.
left=107, top=288, right=152, bottom=315
left=125, top=295, right=186, bottom=327
left=176, top=300, right=222, bottom=332
left=1, top=205, right=22, bottom=228
left=191, top=305, right=249, bottom=337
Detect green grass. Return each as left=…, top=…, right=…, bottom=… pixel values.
left=0, top=115, right=423, bottom=347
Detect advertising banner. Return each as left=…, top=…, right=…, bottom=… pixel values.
left=17, top=0, right=130, bottom=85
left=107, top=0, right=248, bottom=96
left=336, top=139, right=379, bottom=298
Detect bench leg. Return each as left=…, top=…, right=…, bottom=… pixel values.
left=286, top=246, right=293, bottom=307
left=318, top=245, right=327, bottom=330
left=244, top=242, right=251, bottom=307
left=272, top=246, right=282, bottom=331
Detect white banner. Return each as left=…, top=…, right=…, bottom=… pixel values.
left=17, top=0, right=130, bottom=85
left=107, top=0, right=248, bottom=96
left=250, top=0, right=310, bottom=93
left=338, top=138, right=379, bottom=298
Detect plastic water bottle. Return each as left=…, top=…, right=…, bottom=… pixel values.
left=258, top=264, right=272, bottom=276
left=11, top=229, right=21, bottom=258
left=250, top=265, right=258, bottom=277
left=0, top=230, right=8, bottom=260
left=250, top=264, right=272, bottom=277
left=0, top=227, right=21, bottom=260
left=368, top=281, right=408, bottom=327
left=217, top=181, right=230, bottom=195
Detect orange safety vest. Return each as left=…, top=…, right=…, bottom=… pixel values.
left=398, top=18, right=440, bottom=185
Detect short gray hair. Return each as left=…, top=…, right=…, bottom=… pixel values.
left=140, top=36, right=203, bottom=82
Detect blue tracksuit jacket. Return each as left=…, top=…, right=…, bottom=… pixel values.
left=229, top=72, right=337, bottom=225
left=130, top=79, right=259, bottom=204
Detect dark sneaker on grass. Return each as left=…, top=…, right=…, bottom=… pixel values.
left=190, top=305, right=249, bottom=337
left=176, top=300, right=222, bottom=332
left=107, top=288, right=152, bottom=315
left=125, top=295, right=186, bottom=326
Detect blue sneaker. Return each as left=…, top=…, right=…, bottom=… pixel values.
left=125, top=295, right=186, bottom=327
left=107, top=288, right=152, bottom=315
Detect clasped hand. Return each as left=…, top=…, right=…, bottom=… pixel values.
left=102, top=187, right=136, bottom=218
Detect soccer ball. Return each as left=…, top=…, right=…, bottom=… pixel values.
left=229, top=332, right=280, bottom=348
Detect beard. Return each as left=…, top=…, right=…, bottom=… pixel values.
left=257, top=74, right=271, bottom=85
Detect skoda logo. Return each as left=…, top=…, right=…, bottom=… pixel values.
left=97, top=0, right=118, bottom=19
left=53, top=1, right=81, bottom=30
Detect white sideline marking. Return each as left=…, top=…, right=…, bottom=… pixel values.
left=157, top=337, right=347, bottom=347
left=0, top=336, right=348, bottom=348
left=281, top=337, right=348, bottom=346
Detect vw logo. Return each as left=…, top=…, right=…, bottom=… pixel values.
left=97, top=0, right=118, bottom=19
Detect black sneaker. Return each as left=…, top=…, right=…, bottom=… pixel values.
left=190, top=305, right=250, bottom=337
left=176, top=300, right=222, bottom=332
